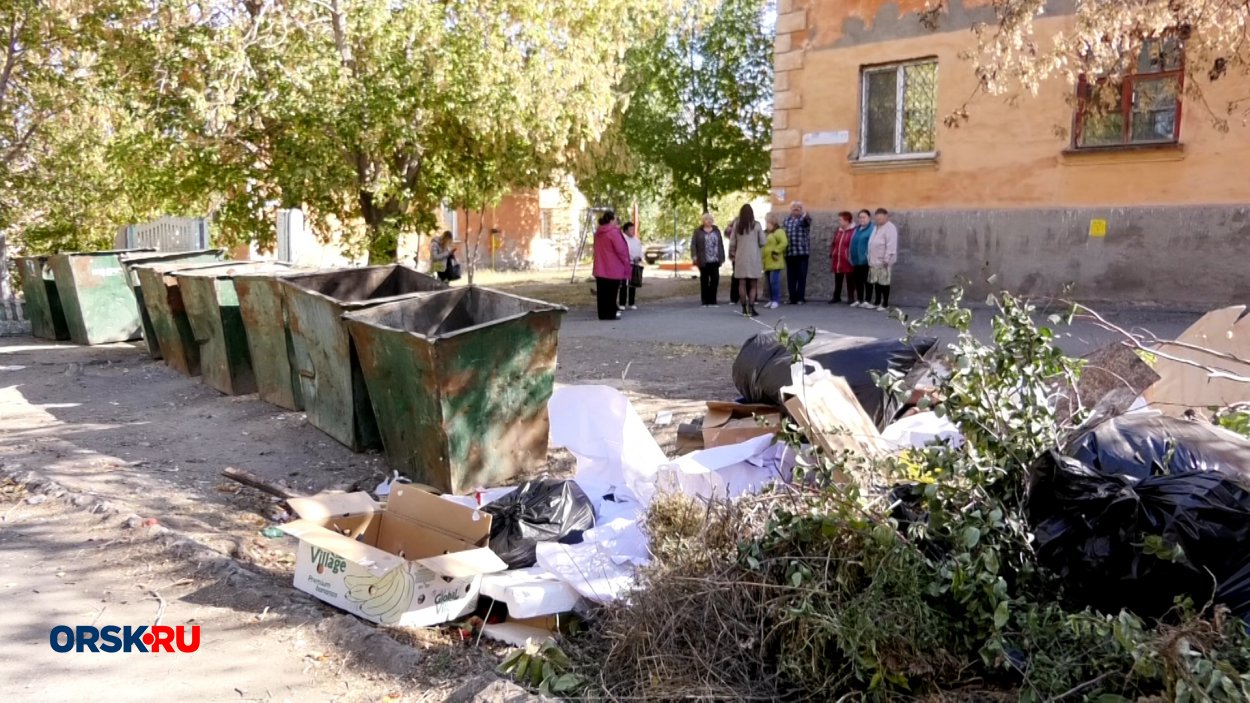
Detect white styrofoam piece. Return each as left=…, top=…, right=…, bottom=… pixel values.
left=480, top=566, right=585, bottom=619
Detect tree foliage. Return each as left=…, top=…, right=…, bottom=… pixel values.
left=930, top=0, right=1250, bottom=130
left=4, top=0, right=676, bottom=257
left=579, top=0, right=772, bottom=214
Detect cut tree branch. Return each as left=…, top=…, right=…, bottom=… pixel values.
left=1074, top=304, right=1250, bottom=386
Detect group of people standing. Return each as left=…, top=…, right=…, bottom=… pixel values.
left=690, top=202, right=899, bottom=314
left=591, top=210, right=644, bottom=321
left=830, top=208, right=898, bottom=310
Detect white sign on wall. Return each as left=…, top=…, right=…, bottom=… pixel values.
left=802, top=131, right=851, bottom=147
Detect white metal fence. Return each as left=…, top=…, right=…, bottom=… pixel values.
left=122, top=216, right=210, bottom=252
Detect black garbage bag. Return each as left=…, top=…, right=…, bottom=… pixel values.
left=732, top=332, right=937, bottom=423
left=482, top=480, right=596, bottom=570
left=1029, top=413, right=1250, bottom=618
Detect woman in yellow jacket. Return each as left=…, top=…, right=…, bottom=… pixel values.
left=761, top=213, right=789, bottom=310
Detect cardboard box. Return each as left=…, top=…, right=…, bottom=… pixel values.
left=282, top=485, right=508, bottom=627
left=702, top=402, right=781, bottom=449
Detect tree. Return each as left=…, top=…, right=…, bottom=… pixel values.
left=6, top=0, right=676, bottom=258
left=930, top=0, right=1250, bottom=131
left=185, top=0, right=674, bottom=261
left=616, top=0, right=773, bottom=213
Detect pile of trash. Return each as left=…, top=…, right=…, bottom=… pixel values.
left=274, top=300, right=1250, bottom=700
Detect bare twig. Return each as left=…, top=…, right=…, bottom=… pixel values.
left=149, top=589, right=166, bottom=627
left=1074, top=305, right=1250, bottom=385
left=1045, top=671, right=1114, bottom=702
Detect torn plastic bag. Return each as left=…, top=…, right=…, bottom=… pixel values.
left=482, top=480, right=597, bottom=570
left=732, top=332, right=936, bottom=423
left=1029, top=413, right=1250, bottom=618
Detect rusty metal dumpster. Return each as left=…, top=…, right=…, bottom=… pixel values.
left=234, top=270, right=311, bottom=411
left=134, top=260, right=245, bottom=376
left=282, top=265, right=446, bottom=451
left=175, top=262, right=291, bottom=395
left=16, top=256, right=70, bottom=341
left=343, top=287, right=566, bottom=493
left=48, top=249, right=154, bottom=345
left=120, top=249, right=225, bottom=358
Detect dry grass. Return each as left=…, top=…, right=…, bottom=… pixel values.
left=574, top=495, right=789, bottom=702
left=466, top=268, right=700, bottom=308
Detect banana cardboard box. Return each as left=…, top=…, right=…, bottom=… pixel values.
left=282, top=484, right=509, bottom=628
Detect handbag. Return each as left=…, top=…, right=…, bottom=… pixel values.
left=629, top=263, right=644, bottom=289
left=446, top=254, right=462, bottom=281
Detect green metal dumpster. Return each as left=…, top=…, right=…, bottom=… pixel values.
left=282, top=265, right=446, bottom=451
left=175, top=262, right=292, bottom=395
left=343, top=287, right=566, bottom=493
left=120, top=249, right=226, bottom=358
left=48, top=249, right=154, bottom=345
left=234, top=269, right=312, bottom=411
left=16, top=256, right=70, bottom=341
left=134, top=260, right=246, bottom=377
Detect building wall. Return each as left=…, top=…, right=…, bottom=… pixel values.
left=773, top=0, right=1250, bottom=308
left=405, top=179, right=587, bottom=271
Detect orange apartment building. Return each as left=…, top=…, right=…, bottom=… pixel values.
left=772, top=0, right=1250, bottom=308
left=404, top=178, right=589, bottom=272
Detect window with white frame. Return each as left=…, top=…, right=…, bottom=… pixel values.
left=860, top=59, right=938, bottom=158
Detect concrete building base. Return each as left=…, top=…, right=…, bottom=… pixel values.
left=786, top=205, right=1250, bottom=311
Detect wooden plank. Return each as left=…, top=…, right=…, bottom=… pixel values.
left=783, top=374, right=886, bottom=460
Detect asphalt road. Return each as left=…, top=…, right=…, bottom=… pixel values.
left=559, top=298, right=1201, bottom=357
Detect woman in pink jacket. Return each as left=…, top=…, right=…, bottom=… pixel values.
left=592, top=210, right=631, bottom=321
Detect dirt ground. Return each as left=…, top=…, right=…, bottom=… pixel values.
left=0, top=275, right=738, bottom=702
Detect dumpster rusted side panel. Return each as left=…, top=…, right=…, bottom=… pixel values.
left=281, top=265, right=445, bottom=452
left=435, top=312, right=562, bottom=493
left=49, top=250, right=153, bottom=345
left=345, top=288, right=565, bottom=493
left=17, top=257, right=70, bottom=340
left=284, top=285, right=381, bottom=450
left=120, top=250, right=225, bottom=358
left=235, top=274, right=303, bottom=411
left=136, top=264, right=207, bottom=376
left=177, top=264, right=286, bottom=395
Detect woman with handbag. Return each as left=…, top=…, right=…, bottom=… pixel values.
left=618, top=222, right=644, bottom=311
left=429, top=231, right=460, bottom=282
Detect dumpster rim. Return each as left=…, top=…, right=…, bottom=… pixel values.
left=48, top=248, right=157, bottom=258
left=341, top=286, right=568, bottom=342
left=170, top=262, right=294, bottom=281
left=278, top=264, right=446, bottom=310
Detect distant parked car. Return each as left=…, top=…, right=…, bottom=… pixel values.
left=644, top=240, right=689, bottom=265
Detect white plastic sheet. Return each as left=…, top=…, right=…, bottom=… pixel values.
left=881, top=412, right=964, bottom=450
left=535, top=518, right=651, bottom=605
left=655, top=434, right=790, bottom=501
left=549, top=385, right=667, bottom=507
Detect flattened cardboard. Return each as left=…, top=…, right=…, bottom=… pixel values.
left=1144, top=306, right=1250, bottom=418
left=702, top=401, right=782, bottom=449
left=283, top=487, right=507, bottom=628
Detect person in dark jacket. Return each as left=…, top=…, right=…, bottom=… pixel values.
left=783, top=201, right=813, bottom=304
left=690, top=212, right=725, bottom=307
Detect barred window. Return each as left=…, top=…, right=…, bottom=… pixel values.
left=860, top=59, right=938, bottom=158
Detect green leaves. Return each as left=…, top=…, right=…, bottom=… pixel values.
left=7, top=0, right=674, bottom=257
left=599, top=0, right=773, bottom=212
